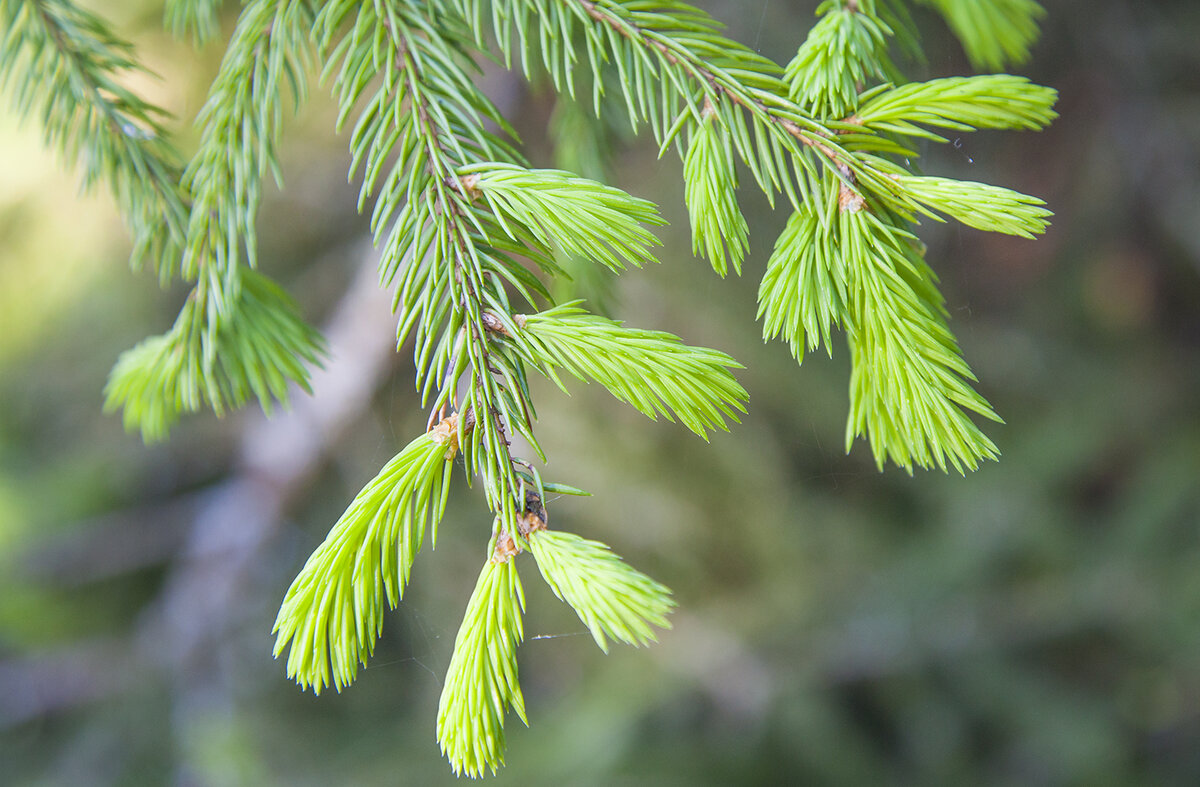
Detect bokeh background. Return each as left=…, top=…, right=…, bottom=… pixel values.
left=2, top=1, right=1199, bottom=784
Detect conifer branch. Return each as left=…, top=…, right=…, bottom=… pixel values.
left=0, top=0, right=188, bottom=276
left=453, top=0, right=875, bottom=211
left=757, top=0, right=1055, bottom=471
left=318, top=1, right=544, bottom=531
left=365, top=1, right=531, bottom=525
left=4, top=0, right=1060, bottom=775
left=180, top=0, right=313, bottom=305
left=313, top=20, right=706, bottom=759
left=101, top=0, right=326, bottom=440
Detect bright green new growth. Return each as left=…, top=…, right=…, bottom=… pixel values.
left=2, top=0, right=1056, bottom=776
left=103, top=270, right=326, bottom=442
left=437, top=557, right=527, bottom=779
left=758, top=208, right=847, bottom=361
left=272, top=427, right=457, bottom=694
left=786, top=0, right=897, bottom=119
left=528, top=529, right=675, bottom=652
left=463, top=163, right=665, bottom=272
left=684, top=109, right=749, bottom=277
left=841, top=209, right=1001, bottom=472
left=759, top=0, right=1055, bottom=473
left=922, top=0, right=1045, bottom=70
left=896, top=175, right=1051, bottom=238
left=507, top=303, right=747, bottom=439
left=853, top=75, right=1058, bottom=137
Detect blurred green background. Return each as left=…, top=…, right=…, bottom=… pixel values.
left=2, top=1, right=1199, bottom=784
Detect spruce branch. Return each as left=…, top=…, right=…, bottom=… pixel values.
left=2, top=0, right=326, bottom=441
left=319, top=0, right=521, bottom=237
left=319, top=0, right=529, bottom=468
left=0, top=0, right=188, bottom=277
left=759, top=0, right=1058, bottom=472
left=322, top=0, right=536, bottom=528
left=455, top=0, right=881, bottom=210
left=102, top=0, right=325, bottom=440
left=5, top=0, right=1063, bottom=776
left=272, top=420, right=459, bottom=693
left=180, top=0, right=313, bottom=305
left=324, top=0, right=743, bottom=527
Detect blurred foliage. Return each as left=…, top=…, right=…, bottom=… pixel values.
left=2, top=0, right=1199, bottom=785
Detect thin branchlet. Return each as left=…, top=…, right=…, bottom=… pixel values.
left=394, top=17, right=528, bottom=521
